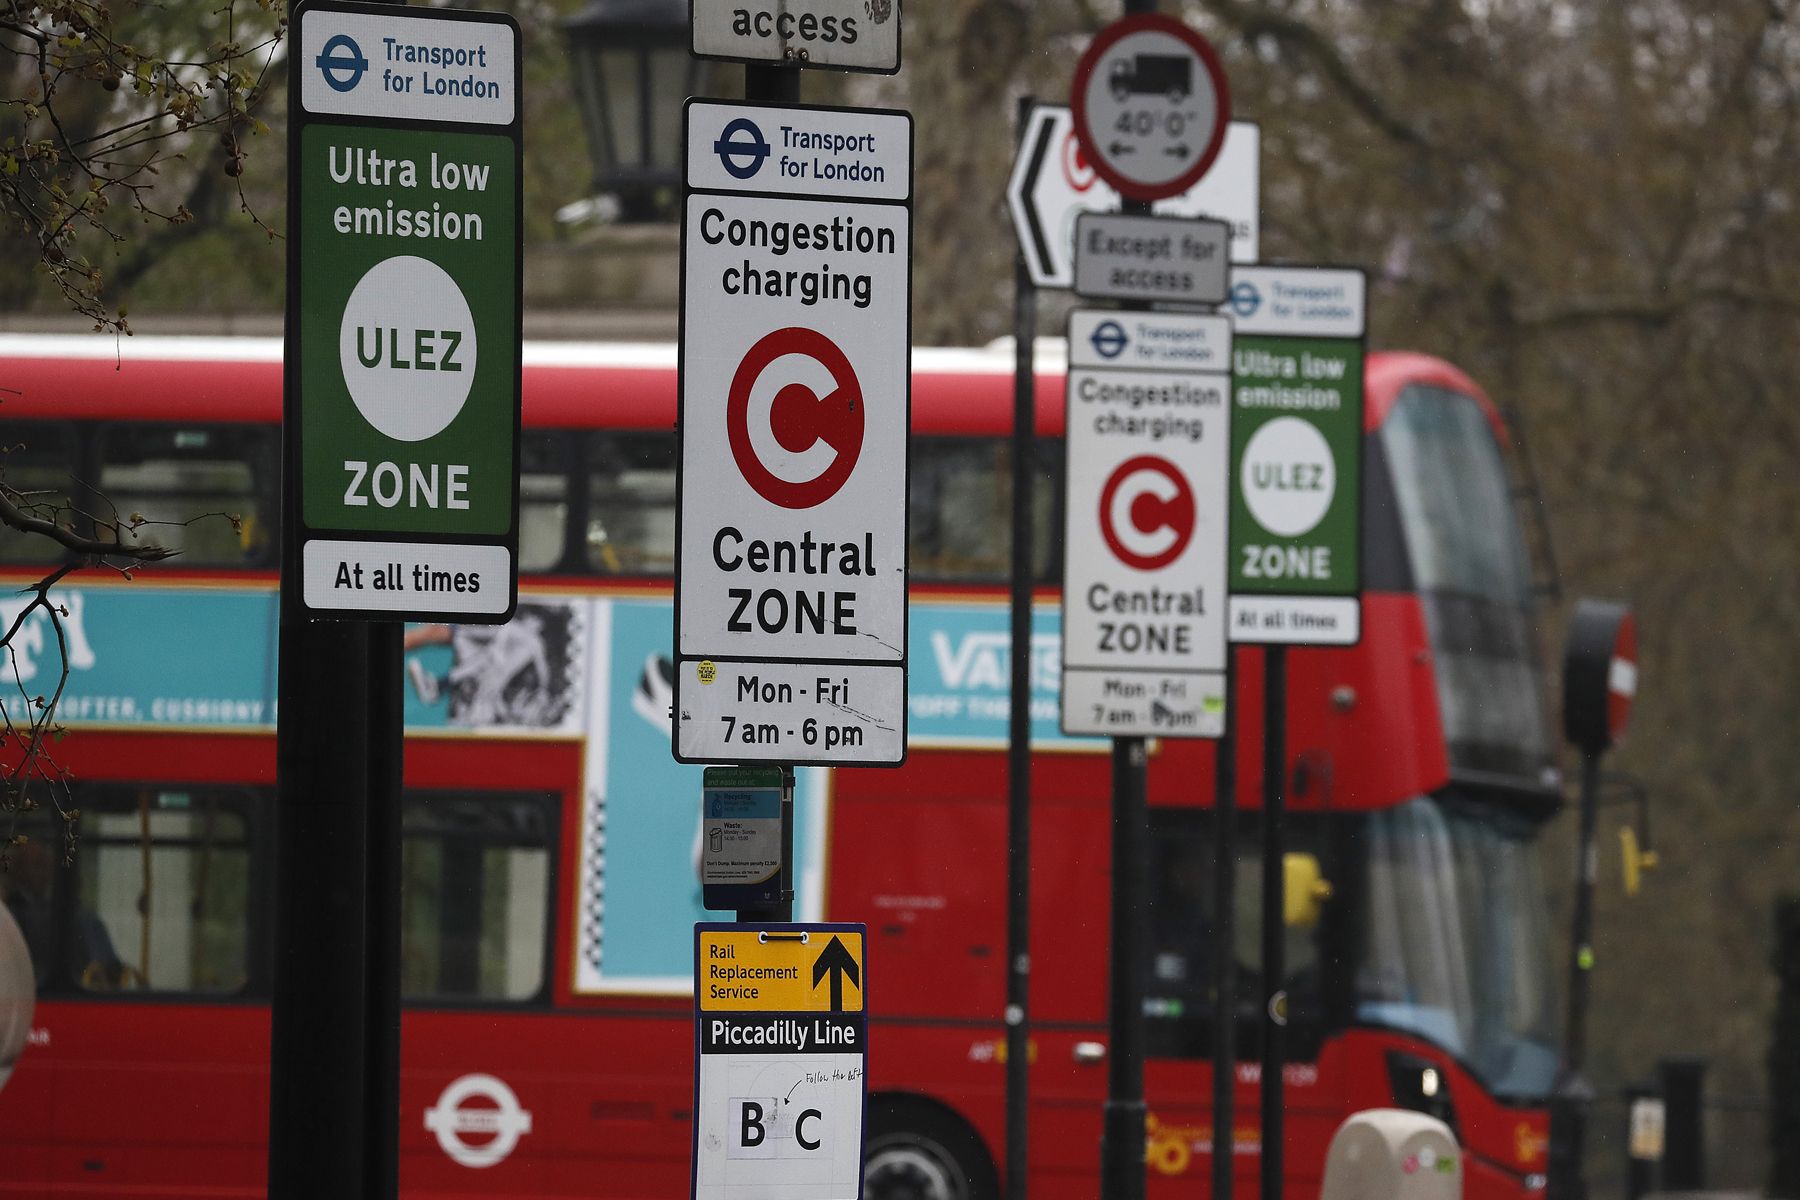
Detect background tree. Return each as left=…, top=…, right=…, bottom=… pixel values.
left=885, top=0, right=1799, bottom=1185
left=0, top=0, right=287, bottom=330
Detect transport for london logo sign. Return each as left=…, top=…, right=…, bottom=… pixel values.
left=423, top=1073, right=533, bottom=1169
left=315, top=33, right=368, bottom=92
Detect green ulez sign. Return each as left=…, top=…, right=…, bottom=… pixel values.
left=300, top=124, right=517, bottom=536
left=288, top=0, right=521, bottom=623
left=1228, top=333, right=1363, bottom=595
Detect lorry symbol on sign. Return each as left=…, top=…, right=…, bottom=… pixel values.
left=315, top=33, right=369, bottom=92
left=727, top=327, right=865, bottom=509
left=1099, top=456, right=1195, bottom=571
left=1110, top=54, right=1193, bottom=103
left=714, top=117, right=772, bottom=180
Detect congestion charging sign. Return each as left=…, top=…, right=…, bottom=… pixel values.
left=1226, top=266, right=1367, bottom=645
left=674, top=100, right=912, bottom=766
left=289, top=0, right=522, bottom=622
left=1061, top=310, right=1232, bottom=737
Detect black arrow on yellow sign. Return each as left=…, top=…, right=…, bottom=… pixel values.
left=811, top=936, right=860, bottom=1011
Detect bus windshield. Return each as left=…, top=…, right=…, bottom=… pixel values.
left=1355, top=794, right=1559, bottom=1100
left=1381, top=386, right=1553, bottom=786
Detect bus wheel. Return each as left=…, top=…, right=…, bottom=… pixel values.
left=864, top=1098, right=997, bottom=1200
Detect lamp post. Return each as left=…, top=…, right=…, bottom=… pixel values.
left=562, top=0, right=710, bottom=222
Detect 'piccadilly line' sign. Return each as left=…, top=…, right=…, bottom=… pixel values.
left=289, top=0, right=523, bottom=623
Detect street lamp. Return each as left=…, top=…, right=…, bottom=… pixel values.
left=563, top=0, right=712, bottom=222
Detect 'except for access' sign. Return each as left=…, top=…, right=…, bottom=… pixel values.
left=1070, top=14, right=1231, bottom=202
left=674, top=100, right=912, bottom=766
left=1007, top=106, right=1259, bottom=288
left=691, top=0, right=900, bottom=74
left=289, top=0, right=522, bottom=623
left=692, top=924, right=867, bottom=1200
left=1061, top=310, right=1232, bottom=738
left=1072, top=211, right=1229, bottom=306
left=1226, top=266, right=1367, bottom=646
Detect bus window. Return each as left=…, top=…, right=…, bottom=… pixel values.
left=908, top=437, right=1061, bottom=583
left=1355, top=795, right=1558, bottom=1099
left=0, top=812, right=60, bottom=986
left=1143, top=809, right=1328, bottom=1061
left=520, top=432, right=573, bottom=573
left=585, top=433, right=677, bottom=576
left=0, top=424, right=78, bottom=564
left=1379, top=387, right=1552, bottom=782
left=401, top=791, right=553, bottom=1003
left=96, top=424, right=278, bottom=567
left=73, top=788, right=253, bottom=994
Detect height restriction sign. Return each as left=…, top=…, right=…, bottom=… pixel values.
left=675, top=100, right=913, bottom=766
left=1070, top=14, right=1231, bottom=203
left=288, top=0, right=522, bottom=622
left=1061, top=309, right=1232, bottom=738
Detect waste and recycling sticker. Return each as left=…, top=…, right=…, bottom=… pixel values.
left=692, top=923, right=868, bottom=1200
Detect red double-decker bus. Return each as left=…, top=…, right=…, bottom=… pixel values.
left=0, top=333, right=1558, bottom=1199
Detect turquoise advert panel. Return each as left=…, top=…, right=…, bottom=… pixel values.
left=14, top=583, right=1099, bottom=993
left=1, top=585, right=277, bottom=726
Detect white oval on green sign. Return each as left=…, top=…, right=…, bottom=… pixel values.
left=339, top=255, right=478, bottom=442
left=1240, top=415, right=1335, bottom=537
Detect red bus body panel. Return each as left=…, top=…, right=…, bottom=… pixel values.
left=0, top=337, right=1547, bottom=1198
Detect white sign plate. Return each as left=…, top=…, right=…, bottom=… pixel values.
left=1006, top=107, right=1257, bottom=288
left=692, top=924, right=868, bottom=1200
left=676, top=101, right=911, bottom=765
left=692, top=0, right=900, bottom=74
left=1069, top=309, right=1231, bottom=372
left=1072, top=212, right=1229, bottom=305
left=1226, top=265, right=1367, bottom=337
left=299, top=6, right=516, bottom=124
left=1061, top=312, right=1232, bottom=738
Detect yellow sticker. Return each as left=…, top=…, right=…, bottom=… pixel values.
left=698, top=930, right=864, bottom=1013
left=697, top=660, right=716, bottom=685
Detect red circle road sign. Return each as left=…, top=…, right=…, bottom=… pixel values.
left=1606, top=611, right=1638, bottom=744
left=726, top=327, right=865, bottom=510
left=1099, top=455, right=1196, bottom=570
left=1070, top=14, right=1231, bottom=202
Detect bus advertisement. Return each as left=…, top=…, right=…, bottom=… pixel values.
left=0, top=335, right=1557, bottom=1199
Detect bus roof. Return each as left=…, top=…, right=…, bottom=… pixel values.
left=0, top=333, right=1502, bottom=441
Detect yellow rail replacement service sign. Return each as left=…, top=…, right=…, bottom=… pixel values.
left=697, top=927, right=865, bottom=1012
left=692, top=923, right=868, bottom=1200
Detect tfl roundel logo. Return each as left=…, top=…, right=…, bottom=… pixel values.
left=314, top=33, right=369, bottom=93
left=423, top=1073, right=533, bottom=1169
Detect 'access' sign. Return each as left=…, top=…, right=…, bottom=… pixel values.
left=674, top=101, right=912, bottom=766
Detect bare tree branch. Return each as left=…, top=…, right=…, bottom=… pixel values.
left=1184, top=0, right=1434, bottom=151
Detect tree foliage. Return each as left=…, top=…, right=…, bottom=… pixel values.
left=894, top=0, right=1797, bottom=1178
left=0, top=0, right=286, bottom=331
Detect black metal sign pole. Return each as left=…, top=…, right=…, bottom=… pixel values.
left=1099, top=113, right=1153, bottom=1195
left=364, top=622, right=404, bottom=1199
left=738, top=60, right=802, bottom=930
left=1260, top=645, right=1288, bottom=1200
left=1005, top=92, right=1038, bottom=1200
left=1212, top=651, right=1238, bottom=1200
left=270, top=610, right=377, bottom=1200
